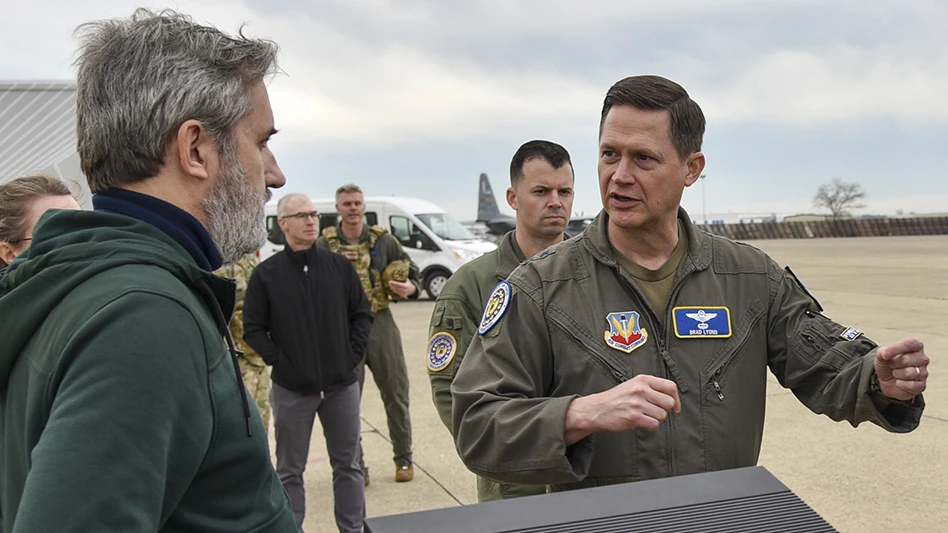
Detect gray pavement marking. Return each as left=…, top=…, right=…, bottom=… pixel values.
left=923, top=414, right=948, bottom=424
left=361, top=415, right=466, bottom=506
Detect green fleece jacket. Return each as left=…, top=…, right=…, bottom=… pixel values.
left=0, top=210, right=295, bottom=532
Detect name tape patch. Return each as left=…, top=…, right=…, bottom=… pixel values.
left=673, top=307, right=732, bottom=338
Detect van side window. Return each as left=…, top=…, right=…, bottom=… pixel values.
left=266, top=215, right=286, bottom=245
left=365, top=212, right=378, bottom=226
left=390, top=215, right=439, bottom=251
left=390, top=216, right=413, bottom=243
left=318, top=214, right=339, bottom=233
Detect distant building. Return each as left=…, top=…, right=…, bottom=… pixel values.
left=0, top=80, right=88, bottom=207
left=782, top=214, right=834, bottom=222
left=737, top=213, right=778, bottom=224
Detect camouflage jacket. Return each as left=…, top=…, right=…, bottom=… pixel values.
left=316, top=224, right=421, bottom=313
left=215, top=253, right=267, bottom=368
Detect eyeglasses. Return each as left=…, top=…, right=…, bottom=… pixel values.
left=280, top=211, right=319, bottom=221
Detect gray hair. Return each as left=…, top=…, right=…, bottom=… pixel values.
left=334, top=184, right=362, bottom=203
left=74, top=8, right=280, bottom=193
left=277, top=193, right=311, bottom=217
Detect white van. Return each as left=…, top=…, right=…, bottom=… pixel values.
left=260, top=196, right=497, bottom=299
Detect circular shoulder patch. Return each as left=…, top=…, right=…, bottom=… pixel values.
left=478, top=280, right=512, bottom=335
left=426, top=332, right=458, bottom=372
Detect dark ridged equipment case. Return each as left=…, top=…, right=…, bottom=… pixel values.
left=364, top=466, right=838, bottom=533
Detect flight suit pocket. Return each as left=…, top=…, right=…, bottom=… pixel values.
left=699, top=298, right=766, bottom=393
left=790, top=312, right=875, bottom=371
left=429, top=305, right=445, bottom=328
left=548, top=306, right=631, bottom=385
left=699, top=299, right=767, bottom=471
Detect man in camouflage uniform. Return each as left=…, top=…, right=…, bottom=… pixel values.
left=215, top=252, right=271, bottom=430
left=316, top=184, right=421, bottom=484
left=427, top=140, right=575, bottom=501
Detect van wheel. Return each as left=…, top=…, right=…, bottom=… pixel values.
left=424, top=270, right=450, bottom=300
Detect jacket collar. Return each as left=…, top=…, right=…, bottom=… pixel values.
left=336, top=222, right=370, bottom=244
left=93, top=188, right=222, bottom=271
left=582, top=207, right=712, bottom=273
left=494, top=230, right=527, bottom=280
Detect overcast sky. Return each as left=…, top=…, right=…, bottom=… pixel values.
left=4, top=0, right=947, bottom=221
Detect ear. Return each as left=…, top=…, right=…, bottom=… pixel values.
left=0, top=242, right=19, bottom=266
left=683, top=152, right=706, bottom=187
left=277, top=217, right=288, bottom=232
left=174, top=119, right=217, bottom=181
left=506, top=187, right=518, bottom=211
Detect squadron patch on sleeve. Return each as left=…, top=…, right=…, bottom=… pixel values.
left=426, top=332, right=458, bottom=372
left=840, top=326, right=863, bottom=341
left=478, top=280, right=512, bottom=335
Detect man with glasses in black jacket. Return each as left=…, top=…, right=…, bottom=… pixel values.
left=244, top=192, right=373, bottom=533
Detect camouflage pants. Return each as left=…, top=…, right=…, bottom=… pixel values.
left=239, top=359, right=272, bottom=431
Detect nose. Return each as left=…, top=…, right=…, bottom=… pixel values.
left=264, top=149, right=286, bottom=189
left=612, top=157, right=636, bottom=186
left=548, top=191, right=563, bottom=209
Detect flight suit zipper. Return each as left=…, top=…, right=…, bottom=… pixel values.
left=704, top=308, right=763, bottom=401
left=614, top=265, right=691, bottom=478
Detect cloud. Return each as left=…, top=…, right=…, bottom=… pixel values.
left=3, top=0, right=945, bottom=218
left=244, top=0, right=948, bottom=146
left=6, top=0, right=948, bottom=146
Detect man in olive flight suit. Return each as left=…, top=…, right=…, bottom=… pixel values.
left=451, top=75, right=929, bottom=494
left=427, top=140, right=575, bottom=501
left=316, top=183, right=421, bottom=484
left=216, top=252, right=272, bottom=430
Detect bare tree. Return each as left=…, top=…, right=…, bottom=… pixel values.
left=813, top=178, right=867, bottom=219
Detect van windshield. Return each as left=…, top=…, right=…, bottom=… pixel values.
left=416, top=213, right=476, bottom=241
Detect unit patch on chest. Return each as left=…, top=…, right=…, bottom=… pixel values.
left=604, top=311, right=648, bottom=353
left=672, top=307, right=732, bottom=338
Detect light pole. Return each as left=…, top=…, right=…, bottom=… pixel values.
left=700, top=174, right=707, bottom=225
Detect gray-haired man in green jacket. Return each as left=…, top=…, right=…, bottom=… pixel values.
left=0, top=9, right=296, bottom=532
left=428, top=139, right=575, bottom=501
left=452, top=75, right=929, bottom=494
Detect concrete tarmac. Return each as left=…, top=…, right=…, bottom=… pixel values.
left=287, top=235, right=946, bottom=533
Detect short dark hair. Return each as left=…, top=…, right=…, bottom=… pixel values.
left=509, top=140, right=573, bottom=188
left=599, top=75, right=705, bottom=160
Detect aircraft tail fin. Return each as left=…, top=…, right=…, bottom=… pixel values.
left=477, top=173, right=502, bottom=222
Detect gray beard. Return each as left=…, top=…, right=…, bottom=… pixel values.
left=204, top=157, right=270, bottom=265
